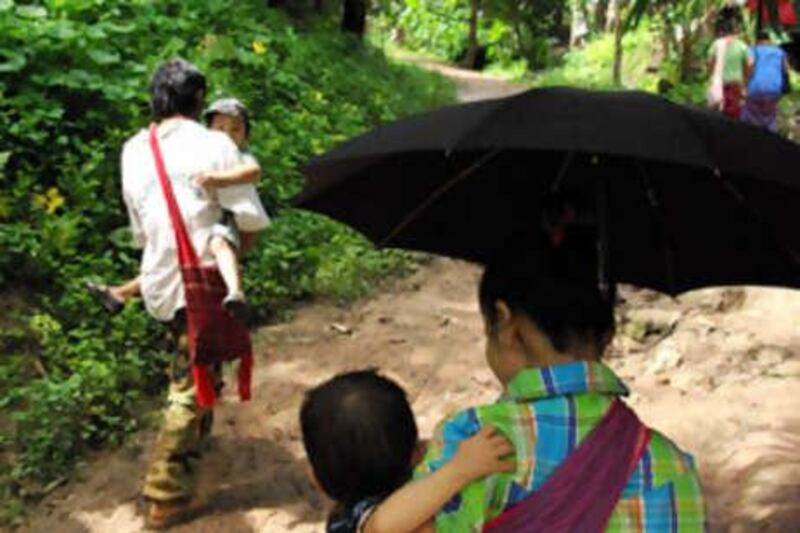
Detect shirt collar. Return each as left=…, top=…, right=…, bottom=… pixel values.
left=504, top=361, right=628, bottom=401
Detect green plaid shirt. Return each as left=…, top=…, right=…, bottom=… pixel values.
left=416, top=361, right=706, bottom=532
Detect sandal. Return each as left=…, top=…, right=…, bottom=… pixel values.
left=145, top=496, right=209, bottom=530
left=223, top=292, right=248, bottom=321
left=85, top=281, right=125, bottom=314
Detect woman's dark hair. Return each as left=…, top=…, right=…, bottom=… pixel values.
left=300, top=370, right=418, bottom=508
left=149, top=59, right=207, bottom=120
left=478, top=246, right=615, bottom=354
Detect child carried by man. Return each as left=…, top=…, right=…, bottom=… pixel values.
left=88, top=97, right=267, bottom=317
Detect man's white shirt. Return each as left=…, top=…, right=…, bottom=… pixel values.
left=122, top=119, right=269, bottom=322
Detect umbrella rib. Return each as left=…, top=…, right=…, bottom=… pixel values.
left=380, top=149, right=503, bottom=247
left=595, top=175, right=612, bottom=300
left=636, top=161, right=678, bottom=294
left=551, top=151, right=575, bottom=193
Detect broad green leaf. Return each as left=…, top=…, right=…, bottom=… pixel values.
left=109, top=227, right=136, bottom=249
left=16, top=4, right=46, bottom=18
left=88, top=49, right=120, bottom=65
left=0, top=49, right=26, bottom=73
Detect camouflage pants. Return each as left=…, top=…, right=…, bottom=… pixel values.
left=142, top=314, right=221, bottom=502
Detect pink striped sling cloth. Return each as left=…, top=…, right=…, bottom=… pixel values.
left=483, top=399, right=651, bottom=533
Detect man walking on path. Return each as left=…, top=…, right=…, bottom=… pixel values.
left=121, top=59, right=269, bottom=528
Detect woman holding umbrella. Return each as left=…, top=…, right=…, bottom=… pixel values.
left=410, top=237, right=706, bottom=532
left=299, top=82, right=800, bottom=530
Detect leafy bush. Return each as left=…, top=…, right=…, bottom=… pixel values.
left=534, top=30, right=655, bottom=89
left=373, top=0, right=561, bottom=71
left=0, top=0, right=453, bottom=521
left=533, top=25, right=708, bottom=107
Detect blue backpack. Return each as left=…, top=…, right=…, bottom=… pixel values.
left=748, top=45, right=787, bottom=96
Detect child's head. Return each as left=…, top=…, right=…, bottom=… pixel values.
left=716, top=6, right=741, bottom=37
left=300, top=370, right=418, bottom=508
left=203, top=97, right=250, bottom=148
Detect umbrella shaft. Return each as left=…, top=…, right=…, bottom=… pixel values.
left=595, top=178, right=611, bottom=300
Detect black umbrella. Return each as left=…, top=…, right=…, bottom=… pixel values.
left=297, top=87, right=800, bottom=295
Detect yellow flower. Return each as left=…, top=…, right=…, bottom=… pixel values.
left=200, top=33, right=218, bottom=50
left=252, top=40, right=267, bottom=55
left=33, top=187, right=65, bottom=214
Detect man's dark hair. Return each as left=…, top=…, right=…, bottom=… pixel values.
left=149, top=59, right=207, bottom=120
left=479, top=246, right=615, bottom=354
left=300, top=370, right=418, bottom=508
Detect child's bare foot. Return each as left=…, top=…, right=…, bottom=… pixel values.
left=86, top=281, right=125, bottom=314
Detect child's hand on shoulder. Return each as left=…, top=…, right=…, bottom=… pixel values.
left=450, top=426, right=515, bottom=484
left=193, top=172, right=218, bottom=190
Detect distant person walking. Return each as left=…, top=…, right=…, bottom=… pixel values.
left=742, top=32, right=791, bottom=132
left=708, top=11, right=752, bottom=119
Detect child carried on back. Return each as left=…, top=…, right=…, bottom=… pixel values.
left=301, top=370, right=515, bottom=533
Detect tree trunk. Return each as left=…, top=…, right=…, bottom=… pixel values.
left=606, top=0, right=620, bottom=32
left=679, top=27, right=693, bottom=83
left=594, top=0, right=609, bottom=32
left=314, top=0, right=323, bottom=14
left=462, top=0, right=481, bottom=69
left=612, top=0, right=627, bottom=85
left=570, top=0, right=590, bottom=48
left=553, top=0, right=569, bottom=46
left=756, top=0, right=765, bottom=36
left=342, top=0, right=367, bottom=38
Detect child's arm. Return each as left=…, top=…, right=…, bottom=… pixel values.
left=194, top=160, right=261, bottom=188
left=363, top=426, right=514, bottom=533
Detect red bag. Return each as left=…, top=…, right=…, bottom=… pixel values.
left=748, top=0, right=770, bottom=21
left=749, top=0, right=798, bottom=26
left=779, top=0, right=798, bottom=26
left=149, top=123, right=253, bottom=408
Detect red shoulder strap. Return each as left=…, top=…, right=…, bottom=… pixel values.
left=149, top=123, right=199, bottom=267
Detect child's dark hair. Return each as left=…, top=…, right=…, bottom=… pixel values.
left=716, top=6, right=742, bottom=37
left=203, top=98, right=251, bottom=138
left=300, top=370, right=418, bottom=508
left=149, top=59, right=206, bottom=120
left=479, top=246, right=615, bottom=354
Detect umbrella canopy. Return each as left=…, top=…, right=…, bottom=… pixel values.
left=297, top=87, right=800, bottom=295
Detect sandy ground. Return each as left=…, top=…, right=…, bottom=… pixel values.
left=18, top=64, right=800, bottom=533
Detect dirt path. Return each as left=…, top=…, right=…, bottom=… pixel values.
left=22, top=65, right=800, bottom=533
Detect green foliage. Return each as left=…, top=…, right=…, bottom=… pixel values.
left=535, top=30, right=654, bottom=89
left=534, top=23, right=708, bottom=107
left=373, top=0, right=564, bottom=70
left=0, top=0, right=453, bottom=520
